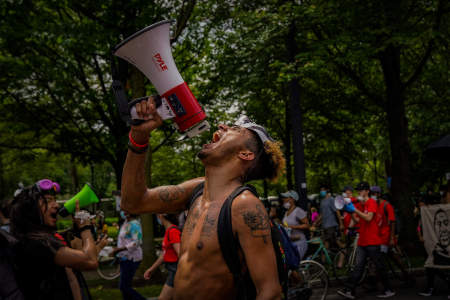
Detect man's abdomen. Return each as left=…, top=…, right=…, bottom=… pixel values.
left=173, top=248, right=235, bottom=300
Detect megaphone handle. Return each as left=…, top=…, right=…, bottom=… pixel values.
left=129, top=96, right=175, bottom=124
left=112, top=79, right=132, bottom=125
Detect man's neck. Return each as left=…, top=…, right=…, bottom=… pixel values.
left=203, top=164, right=244, bottom=203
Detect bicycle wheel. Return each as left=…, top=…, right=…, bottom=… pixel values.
left=333, top=248, right=367, bottom=284
left=97, top=255, right=120, bottom=280
left=288, top=260, right=328, bottom=300
left=386, top=247, right=412, bottom=280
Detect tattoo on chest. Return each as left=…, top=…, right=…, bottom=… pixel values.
left=182, top=200, right=218, bottom=244
left=158, top=186, right=186, bottom=203
left=200, top=214, right=216, bottom=237
left=183, top=207, right=200, bottom=234
left=242, top=204, right=270, bottom=244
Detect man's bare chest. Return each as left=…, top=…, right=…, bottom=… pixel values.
left=181, top=196, right=223, bottom=254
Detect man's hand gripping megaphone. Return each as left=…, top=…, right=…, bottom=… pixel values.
left=129, top=96, right=164, bottom=143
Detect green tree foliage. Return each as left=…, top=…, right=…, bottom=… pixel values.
left=1, top=0, right=449, bottom=243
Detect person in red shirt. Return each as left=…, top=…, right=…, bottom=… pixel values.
left=374, top=191, right=396, bottom=253
left=337, top=182, right=395, bottom=299
left=341, top=185, right=358, bottom=236
left=144, top=214, right=181, bottom=300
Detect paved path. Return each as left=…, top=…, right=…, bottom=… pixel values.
left=327, top=275, right=448, bottom=300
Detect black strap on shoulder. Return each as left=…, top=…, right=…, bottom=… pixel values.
left=186, top=182, right=205, bottom=211
left=217, top=185, right=258, bottom=299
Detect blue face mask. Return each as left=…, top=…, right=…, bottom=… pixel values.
left=120, top=211, right=126, bottom=220
left=156, top=217, right=162, bottom=226
left=320, top=191, right=327, bottom=197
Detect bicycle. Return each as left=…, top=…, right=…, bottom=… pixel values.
left=97, top=246, right=120, bottom=280
left=382, top=244, right=412, bottom=281
left=332, top=227, right=369, bottom=284
left=333, top=228, right=412, bottom=284
left=288, top=260, right=329, bottom=300
left=306, top=230, right=339, bottom=282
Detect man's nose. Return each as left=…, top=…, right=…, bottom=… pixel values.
left=218, top=124, right=229, bottom=131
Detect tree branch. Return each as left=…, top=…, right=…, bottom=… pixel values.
left=172, top=0, right=197, bottom=44
left=402, top=0, right=445, bottom=90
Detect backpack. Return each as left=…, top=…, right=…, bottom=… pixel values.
left=0, top=229, right=24, bottom=300
left=381, top=201, right=401, bottom=236
left=188, top=183, right=297, bottom=300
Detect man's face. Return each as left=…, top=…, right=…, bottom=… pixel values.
left=198, top=124, right=253, bottom=165
left=358, top=189, right=369, bottom=198
left=282, top=197, right=292, bottom=205
left=434, top=211, right=449, bottom=247
left=344, top=189, right=353, bottom=198
left=39, top=195, right=59, bottom=228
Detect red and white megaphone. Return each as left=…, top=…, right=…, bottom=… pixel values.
left=113, top=20, right=210, bottom=138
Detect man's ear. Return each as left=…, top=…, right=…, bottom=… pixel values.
left=238, top=150, right=255, bottom=161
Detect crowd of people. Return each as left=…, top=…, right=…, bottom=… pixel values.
left=268, top=182, right=449, bottom=299
left=0, top=98, right=448, bottom=300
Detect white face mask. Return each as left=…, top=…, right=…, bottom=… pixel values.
left=342, top=193, right=347, bottom=197
left=283, top=202, right=291, bottom=210
left=357, top=196, right=364, bottom=201
left=372, top=195, right=378, bottom=200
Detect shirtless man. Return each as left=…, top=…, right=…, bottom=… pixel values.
left=121, top=97, right=285, bottom=300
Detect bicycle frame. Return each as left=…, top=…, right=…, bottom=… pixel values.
left=347, top=233, right=359, bottom=267
left=307, top=237, right=333, bottom=265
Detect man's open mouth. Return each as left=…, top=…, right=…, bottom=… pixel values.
left=202, top=132, right=222, bottom=149
left=50, top=212, right=58, bottom=220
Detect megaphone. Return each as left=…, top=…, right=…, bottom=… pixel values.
left=58, top=184, right=100, bottom=217
left=113, top=20, right=210, bottom=138
left=334, top=195, right=352, bottom=210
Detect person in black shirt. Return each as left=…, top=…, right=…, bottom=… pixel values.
left=10, top=182, right=99, bottom=300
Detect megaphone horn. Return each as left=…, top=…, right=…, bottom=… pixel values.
left=58, top=183, right=100, bottom=217
left=113, top=20, right=210, bottom=138
left=334, top=195, right=345, bottom=210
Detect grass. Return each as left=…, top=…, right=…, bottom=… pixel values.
left=89, top=284, right=162, bottom=300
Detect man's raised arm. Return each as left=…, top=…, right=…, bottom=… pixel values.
left=121, top=97, right=204, bottom=214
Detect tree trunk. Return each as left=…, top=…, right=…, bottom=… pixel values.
left=0, top=152, right=4, bottom=200
left=285, top=99, right=293, bottom=190
left=379, top=45, right=414, bottom=243
left=70, top=157, right=79, bottom=194
left=286, top=22, right=308, bottom=210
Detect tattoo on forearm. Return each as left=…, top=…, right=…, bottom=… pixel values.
left=242, top=204, right=270, bottom=244
left=158, top=186, right=186, bottom=203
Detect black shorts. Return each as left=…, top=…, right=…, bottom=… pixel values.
left=164, top=262, right=178, bottom=287
left=323, top=226, right=337, bottom=243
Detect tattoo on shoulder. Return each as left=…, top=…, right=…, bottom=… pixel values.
left=158, top=186, right=186, bottom=203
left=242, top=204, right=270, bottom=244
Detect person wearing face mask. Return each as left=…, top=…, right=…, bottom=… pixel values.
left=341, top=186, right=357, bottom=236
left=337, top=182, right=395, bottom=299
left=144, top=214, right=181, bottom=300
left=316, top=186, right=343, bottom=251
left=370, top=186, right=382, bottom=201
left=111, top=210, right=145, bottom=300
left=281, top=190, right=309, bottom=260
